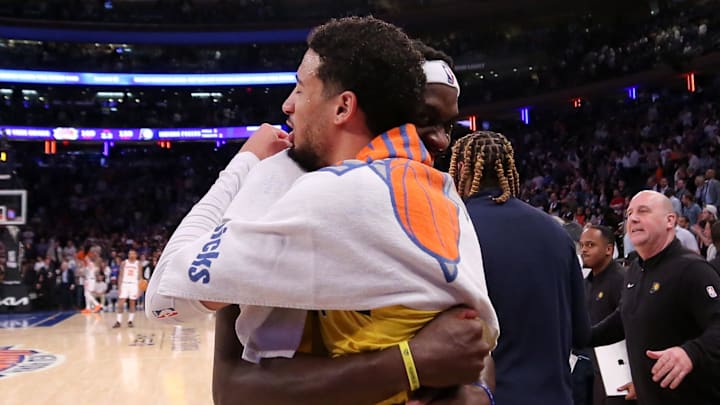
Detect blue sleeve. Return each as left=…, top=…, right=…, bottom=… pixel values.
left=570, top=247, right=591, bottom=348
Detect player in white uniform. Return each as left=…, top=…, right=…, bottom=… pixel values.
left=113, top=249, right=142, bottom=328
left=81, top=245, right=102, bottom=314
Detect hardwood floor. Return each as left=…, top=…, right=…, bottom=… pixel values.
left=0, top=310, right=216, bottom=405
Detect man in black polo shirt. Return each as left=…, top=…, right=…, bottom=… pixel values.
left=593, top=190, right=720, bottom=404
left=579, top=225, right=631, bottom=405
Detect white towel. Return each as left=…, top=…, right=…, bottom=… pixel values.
left=145, top=150, right=309, bottom=361
left=221, top=151, right=308, bottom=362
left=145, top=151, right=261, bottom=324
left=149, top=125, right=499, bottom=363
left=156, top=152, right=497, bottom=362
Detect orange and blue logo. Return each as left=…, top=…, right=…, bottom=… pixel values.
left=380, top=158, right=460, bottom=282
left=326, top=125, right=462, bottom=282
left=152, top=307, right=178, bottom=319
left=0, top=346, right=62, bottom=378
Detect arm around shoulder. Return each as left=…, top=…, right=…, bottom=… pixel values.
left=212, top=306, right=408, bottom=405
left=212, top=306, right=492, bottom=405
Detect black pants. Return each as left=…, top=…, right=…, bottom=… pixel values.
left=573, top=357, right=594, bottom=405
left=59, top=284, right=74, bottom=310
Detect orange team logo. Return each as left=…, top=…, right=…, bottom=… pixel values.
left=324, top=125, right=461, bottom=282
left=0, top=346, right=63, bottom=378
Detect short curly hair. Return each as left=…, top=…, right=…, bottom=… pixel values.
left=412, top=39, right=455, bottom=68
left=308, top=16, right=425, bottom=136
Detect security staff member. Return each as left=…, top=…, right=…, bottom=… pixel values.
left=579, top=225, right=632, bottom=405
left=592, top=191, right=720, bottom=404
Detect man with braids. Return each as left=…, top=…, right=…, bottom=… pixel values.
left=450, top=131, right=590, bottom=405
left=147, top=17, right=498, bottom=405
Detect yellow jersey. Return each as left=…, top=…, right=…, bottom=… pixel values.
left=320, top=305, right=438, bottom=405
left=299, top=307, right=497, bottom=404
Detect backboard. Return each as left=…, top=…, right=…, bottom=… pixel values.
left=0, top=190, right=26, bottom=226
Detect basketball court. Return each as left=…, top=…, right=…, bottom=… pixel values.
left=0, top=310, right=216, bottom=405
left=0, top=181, right=217, bottom=404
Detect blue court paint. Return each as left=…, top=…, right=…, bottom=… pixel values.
left=0, top=311, right=76, bottom=329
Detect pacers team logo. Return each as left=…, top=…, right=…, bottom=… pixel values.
left=0, top=346, right=63, bottom=378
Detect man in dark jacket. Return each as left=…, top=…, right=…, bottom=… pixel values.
left=592, top=190, right=720, bottom=404
left=579, top=225, right=632, bottom=405
left=450, top=131, right=591, bottom=405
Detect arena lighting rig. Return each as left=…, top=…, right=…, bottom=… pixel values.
left=0, top=125, right=283, bottom=142
left=0, top=69, right=296, bottom=86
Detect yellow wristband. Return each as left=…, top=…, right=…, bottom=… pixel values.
left=398, top=341, right=420, bottom=391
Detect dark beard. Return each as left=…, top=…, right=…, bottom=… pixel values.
left=288, top=145, right=325, bottom=172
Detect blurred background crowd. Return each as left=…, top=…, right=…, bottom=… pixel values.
left=0, top=0, right=718, bottom=313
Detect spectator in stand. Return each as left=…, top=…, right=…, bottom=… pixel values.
left=682, top=193, right=702, bottom=226
left=58, top=260, right=75, bottom=310
left=699, top=169, right=720, bottom=207
left=692, top=205, right=718, bottom=259
left=665, top=188, right=682, bottom=215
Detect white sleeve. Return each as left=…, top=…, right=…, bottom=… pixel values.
left=155, top=171, right=367, bottom=309
left=145, top=152, right=259, bottom=323
left=154, top=167, right=488, bottom=313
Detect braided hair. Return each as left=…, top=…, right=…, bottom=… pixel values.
left=449, top=131, right=520, bottom=203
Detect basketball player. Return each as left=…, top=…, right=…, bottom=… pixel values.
left=113, top=249, right=142, bottom=328
left=80, top=246, right=102, bottom=314
left=147, top=17, right=497, bottom=404
left=210, top=42, right=492, bottom=405
left=449, top=131, right=590, bottom=404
